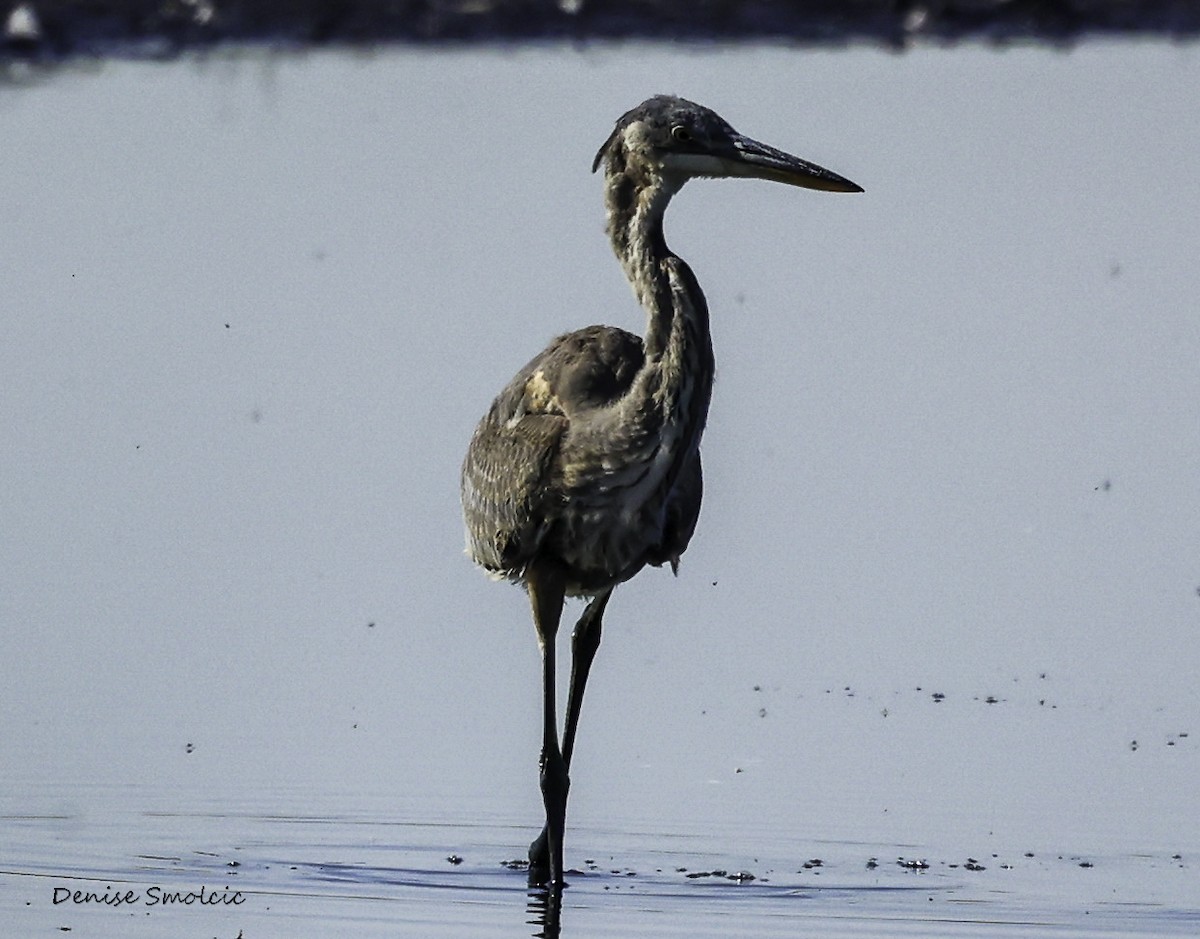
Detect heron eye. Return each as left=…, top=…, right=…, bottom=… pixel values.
left=670, top=125, right=692, bottom=144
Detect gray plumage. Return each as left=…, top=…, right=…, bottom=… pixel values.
left=460, top=95, right=861, bottom=889
left=461, top=320, right=704, bottom=593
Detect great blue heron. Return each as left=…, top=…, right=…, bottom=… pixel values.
left=461, top=95, right=861, bottom=887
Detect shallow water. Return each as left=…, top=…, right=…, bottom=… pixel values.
left=3, top=781, right=1196, bottom=938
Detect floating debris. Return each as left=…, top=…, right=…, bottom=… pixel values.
left=685, top=868, right=756, bottom=882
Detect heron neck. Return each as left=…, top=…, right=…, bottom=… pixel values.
left=604, top=170, right=714, bottom=430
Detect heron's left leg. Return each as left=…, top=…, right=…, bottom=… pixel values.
left=529, top=588, right=612, bottom=871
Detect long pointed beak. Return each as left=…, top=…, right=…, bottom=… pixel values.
left=723, top=134, right=862, bottom=193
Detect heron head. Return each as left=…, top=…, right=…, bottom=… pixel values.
left=593, top=95, right=862, bottom=194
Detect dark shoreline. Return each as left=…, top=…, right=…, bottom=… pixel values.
left=3, top=1, right=1199, bottom=66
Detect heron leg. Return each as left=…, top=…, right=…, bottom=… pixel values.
left=562, top=588, right=612, bottom=767
left=527, top=565, right=569, bottom=887
left=529, top=588, right=612, bottom=875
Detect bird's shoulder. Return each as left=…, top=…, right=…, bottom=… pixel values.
left=464, top=324, right=644, bottom=493
left=511, top=324, right=644, bottom=420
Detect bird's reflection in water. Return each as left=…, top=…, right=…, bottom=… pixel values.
left=526, top=883, right=563, bottom=939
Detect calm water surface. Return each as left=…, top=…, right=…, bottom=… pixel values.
left=3, top=780, right=1196, bottom=938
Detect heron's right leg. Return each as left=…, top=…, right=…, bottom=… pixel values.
left=562, top=588, right=612, bottom=768
left=527, top=566, right=568, bottom=887
left=529, top=588, right=612, bottom=872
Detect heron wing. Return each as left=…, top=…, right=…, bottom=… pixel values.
left=460, top=326, right=644, bottom=577
left=461, top=407, right=567, bottom=575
